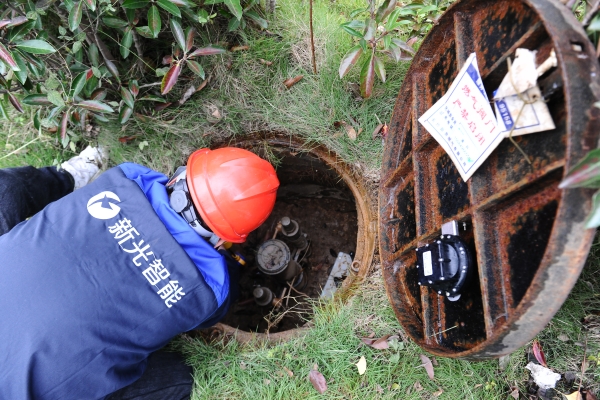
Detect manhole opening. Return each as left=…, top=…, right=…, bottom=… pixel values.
left=220, top=148, right=358, bottom=333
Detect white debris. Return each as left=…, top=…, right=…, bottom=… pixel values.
left=526, top=362, right=561, bottom=390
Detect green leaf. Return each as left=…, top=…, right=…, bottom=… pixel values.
left=341, top=23, right=363, bottom=38
left=59, top=26, right=67, bottom=36
left=119, top=106, right=133, bottom=124
left=129, top=80, right=139, bottom=97
left=359, top=51, right=375, bottom=99
left=45, top=75, right=60, bottom=90
left=12, top=51, right=28, bottom=85
left=148, top=5, right=161, bottom=38
left=224, top=0, right=243, bottom=20
left=156, top=0, right=181, bottom=17
left=588, top=14, right=600, bottom=32
left=48, top=90, right=66, bottom=107
left=227, top=17, right=240, bottom=32
left=15, top=40, right=56, bottom=54
left=84, top=0, right=96, bottom=11
left=0, top=101, right=8, bottom=120
left=363, top=18, right=376, bottom=41
left=102, top=17, right=129, bottom=29
left=585, top=190, right=600, bottom=228
left=23, top=93, right=52, bottom=106
left=34, top=109, right=41, bottom=130
left=7, top=92, right=24, bottom=113
left=72, top=41, right=82, bottom=54
left=385, top=7, right=403, bottom=31
left=339, top=45, right=362, bottom=79
left=88, top=43, right=99, bottom=67
left=76, top=100, right=115, bottom=113
left=392, top=38, right=415, bottom=55
left=245, top=10, right=267, bottom=29
left=120, top=28, right=133, bottom=59
left=70, top=70, right=88, bottom=98
left=122, top=0, right=150, bottom=9
left=197, top=9, right=209, bottom=23
left=60, top=111, right=69, bottom=140
left=83, top=74, right=98, bottom=97
left=560, top=148, right=600, bottom=188
left=186, top=59, right=205, bottom=79
left=90, top=88, right=107, bottom=100
left=374, top=56, right=386, bottom=83
left=121, top=86, right=135, bottom=109
left=383, top=35, right=392, bottom=50
left=170, top=19, right=186, bottom=51
left=135, top=26, right=155, bottom=38
left=68, top=1, right=83, bottom=32
left=350, top=7, right=367, bottom=18
left=138, top=94, right=167, bottom=102
left=7, top=20, right=36, bottom=42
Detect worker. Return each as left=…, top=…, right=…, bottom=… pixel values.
left=0, top=146, right=280, bottom=399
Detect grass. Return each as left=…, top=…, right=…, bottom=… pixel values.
left=1, top=0, right=599, bottom=398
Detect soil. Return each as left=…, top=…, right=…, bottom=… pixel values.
left=221, top=169, right=358, bottom=333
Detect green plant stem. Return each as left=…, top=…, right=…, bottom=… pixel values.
left=0, top=136, right=39, bottom=160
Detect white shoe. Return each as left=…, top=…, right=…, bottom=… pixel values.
left=61, top=145, right=108, bottom=190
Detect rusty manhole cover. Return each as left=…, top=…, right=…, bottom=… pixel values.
left=379, top=0, right=600, bottom=359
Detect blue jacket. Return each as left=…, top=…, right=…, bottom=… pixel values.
left=0, top=163, right=232, bottom=399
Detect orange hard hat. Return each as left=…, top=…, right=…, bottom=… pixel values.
left=186, top=147, right=280, bottom=243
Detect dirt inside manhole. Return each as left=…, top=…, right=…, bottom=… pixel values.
left=220, top=150, right=358, bottom=333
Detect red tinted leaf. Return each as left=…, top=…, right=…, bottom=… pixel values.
left=154, top=102, right=172, bottom=111
left=188, top=45, right=227, bottom=57
left=283, top=75, right=303, bottom=89
left=90, top=88, right=107, bottom=100
left=407, top=37, right=419, bottom=47
left=6, top=16, right=28, bottom=28
left=186, top=59, right=205, bottom=79
left=68, top=1, right=83, bottom=32
left=121, top=86, right=135, bottom=109
left=339, top=45, right=363, bottom=78
left=374, top=56, right=386, bottom=83
left=147, top=5, right=161, bottom=38
left=419, top=354, right=434, bottom=380
left=372, top=123, right=383, bottom=138
left=371, top=335, right=391, bottom=350
left=119, top=106, right=133, bottom=124
left=375, top=0, right=397, bottom=23
left=532, top=340, right=547, bottom=367
left=308, top=370, right=327, bottom=394
left=0, top=20, right=11, bottom=30
left=161, top=63, right=181, bottom=95
left=84, top=0, right=97, bottom=11
left=7, top=92, right=23, bottom=113
left=118, top=135, right=138, bottom=143
left=360, top=51, right=375, bottom=98
left=60, top=111, right=69, bottom=139
left=105, top=58, right=120, bottom=80
left=23, top=94, right=52, bottom=106
left=0, top=43, right=19, bottom=71
left=185, top=27, right=195, bottom=53
left=129, top=80, right=139, bottom=97
left=162, top=55, right=173, bottom=65
left=76, top=100, right=114, bottom=113
left=560, top=148, right=600, bottom=189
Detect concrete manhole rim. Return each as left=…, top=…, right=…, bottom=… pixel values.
left=203, top=133, right=378, bottom=343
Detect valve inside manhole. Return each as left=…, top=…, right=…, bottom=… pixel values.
left=219, top=148, right=358, bottom=333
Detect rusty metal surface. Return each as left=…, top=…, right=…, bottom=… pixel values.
left=379, top=0, right=600, bottom=359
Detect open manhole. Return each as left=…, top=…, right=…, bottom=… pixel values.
left=206, top=135, right=377, bottom=342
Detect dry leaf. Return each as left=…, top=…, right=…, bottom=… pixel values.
left=283, top=366, right=294, bottom=377
left=474, top=384, right=483, bottom=389
left=345, top=125, right=357, bottom=141
left=211, top=108, right=221, bottom=119
left=372, top=123, right=383, bottom=138
left=582, top=389, right=598, bottom=400
left=240, top=361, right=247, bottom=370
left=178, top=85, right=196, bottom=105
left=558, top=334, right=569, bottom=342
left=376, top=385, right=384, bottom=394
left=308, top=370, right=327, bottom=394
left=432, top=387, right=444, bottom=397
left=419, top=354, right=435, bottom=380
left=414, top=381, right=423, bottom=391
left=263, top=379, right=271, bottom=385
left=196, top=78, right=208, bottom=92
left=431, top=357, right=438, bottom=367
left=283, top=75, right=303, bottom=89
left=313, top=363, right=318, bottom=370
left=231, top=45, right=249, bottom=52
left=381, top=123, right=389, bottom=139
left=259, top=58, right=273, bottom=66
left=356, top=356, right=367, bottom=375
left=532, top=340, right=547, bottom=367
left=565, top=391, right=583, bottom=400
left=368, top=331, right=376, bottom=338
left=407, top=37, right=418, bottom=47
left=510, top=388, right=519, bottom=399
left=499, top=354, right=510, bottom=371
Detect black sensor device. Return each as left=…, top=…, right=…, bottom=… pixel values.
left=416, top=221, right=472, bottom=301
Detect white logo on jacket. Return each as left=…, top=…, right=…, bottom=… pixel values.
left=87, top=191, right=121, bottom=219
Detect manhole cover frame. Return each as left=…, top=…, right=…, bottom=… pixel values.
left=379, top=0, right=600, bottom=360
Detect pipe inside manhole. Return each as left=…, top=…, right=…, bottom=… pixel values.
left=199, top=136, right=376, bottom=343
